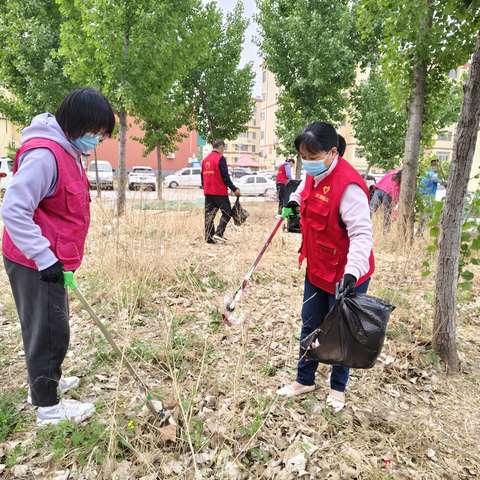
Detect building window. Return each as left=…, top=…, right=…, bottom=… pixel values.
left=252, top=145, right=256, bottom=153
left=437, top=131, right=452, bottom=142
left=263, top=70, right=267, bottom=82
left=234, top=144, right=239, bottom=151
left=240, top=144, right=248, bottom=151
left=252, top=132, right=256, bottom=140
left=261, top=131, right=265, bottom=140
left=261, top=111, right=265, bottom=121
left=253, top=119, right=256, bottom=126
left=436, top=151, right=450, bottom=162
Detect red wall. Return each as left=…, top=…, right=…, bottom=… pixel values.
left=94, top=117, right=199, bottom=175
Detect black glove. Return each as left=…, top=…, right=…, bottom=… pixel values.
left=40, top=261, right=64, bottom=283
left=336, top=273, right=357, bottom=299
left=286, top=200, right=299, bottom=209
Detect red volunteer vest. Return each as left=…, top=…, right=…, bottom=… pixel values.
left=276, top=163, right=289, bottom=185
left=2, top=138, right=91, bottom=271
left=299, top=157, right=374, bottom=294
left=202, top=151, right=228, bottom=196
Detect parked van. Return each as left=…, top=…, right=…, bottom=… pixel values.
left=87, top=160, right=114, bottom=190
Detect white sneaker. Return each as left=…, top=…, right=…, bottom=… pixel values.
left=277, top=383, right=316, bottom=398
left=37, top=399, right=95, bottom=425
left=326, top=390, right=346, bottom=412
left=28, top=376, right=80, bottom=404
left=275, top=214, right=282, bottom=219
left=213, top=234, right=227, bottom=243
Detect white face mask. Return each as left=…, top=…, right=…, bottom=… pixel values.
left=301, top=151, right=333, bottom=177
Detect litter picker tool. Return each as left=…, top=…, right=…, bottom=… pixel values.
left=63, top=272, right=168, bottom=421
left=223, top=217, right=284, bottom=324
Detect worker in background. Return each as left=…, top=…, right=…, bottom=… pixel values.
left=370, top=169, right=402, bottom=231
left=201, top=139, right=240, bottom=244
left=275, top=158, right=295, bottom=218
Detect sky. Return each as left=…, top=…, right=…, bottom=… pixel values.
left=217, top=0, right=262, bottom=96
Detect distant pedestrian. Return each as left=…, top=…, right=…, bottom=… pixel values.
left=276, top=158, right=295, bottom=216
left=370, top=169, right=402, bottom=230
left=201, top=140, right=240, bottom=244
left=418, top=159, right=441, bottom=234
left=2, top=88, right=115, bottom=425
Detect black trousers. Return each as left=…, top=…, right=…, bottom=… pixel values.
left=4, top=257, right=69, bottom=407
left=277, top=183, right=287, bottom=214
left=204, top=195, right=232, bottom=241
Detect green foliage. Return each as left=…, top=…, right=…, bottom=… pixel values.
left=257, top=0, right=358, bottom=154
left=0, top=0, right=74, bottom=125
left=423, top=190, right=480, bottom=292
left=184, top=2, right=254, bottom=142
left=0, top=389, right=29, bottom=442
left=357, top=0, right=479, bottom=144
left=35, top=420, right=113, bottom=465
left=350, top=68, right=407, bottom=170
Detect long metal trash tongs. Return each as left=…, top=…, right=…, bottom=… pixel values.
left=63, top=272, right=167, bottom=420
left=223, top=216, right=284, bottom=323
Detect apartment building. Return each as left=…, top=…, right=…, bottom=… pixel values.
left=223, top=97, right=262, bottom=165
left=259, top=64, right=480, bottom=190
left=0, top=115, right=20, bottom=157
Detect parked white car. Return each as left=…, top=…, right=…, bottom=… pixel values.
left=236, top=174, right=276, bottom=196
left=164, top=167, right=202, bottom=188
left=0, top=157, right=13, bottom=198
left=128, top=166, right=156, bottom=191
left=87, top=160, right=114, bottom=190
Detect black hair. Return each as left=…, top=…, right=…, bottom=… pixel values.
left=212, top=139, right=226, bottom=149
left=294, top=122, right=338, bottom=155
left=56, top=88, right=115, bottom=140
left=287, top=158, right=295, bottom=163
left=431, top=159, right=439, bottom=165
left=337, top=134, right=346, bottom=156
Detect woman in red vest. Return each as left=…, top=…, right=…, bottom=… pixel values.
left=278, top=122, right=374, bottom=412
left=2, top=88, right=115, bottom=425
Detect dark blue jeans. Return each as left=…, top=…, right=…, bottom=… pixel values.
left=296, top=277, right=370, bottom=392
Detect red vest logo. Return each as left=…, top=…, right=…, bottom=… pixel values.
left=323, top=186, right=330, bottom=195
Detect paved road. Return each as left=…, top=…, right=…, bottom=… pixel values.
left=90, top=187, right=277, bottom=206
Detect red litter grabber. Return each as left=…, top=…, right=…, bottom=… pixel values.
left=223, top=216, right=284, bottom=324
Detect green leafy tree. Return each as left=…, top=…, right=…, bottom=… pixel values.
left=0, top=0, right=74, bottom=125
left=184, top=1, right=255, bottom=143
left=57, top=0, right=205, bottom=216
left=137, top=89, right=192, bottom=200
left=349, top=69, right=407, bottom=172
left=357, top=0, right=480, bottom=238
left=257, top=0, right=358, bottom=175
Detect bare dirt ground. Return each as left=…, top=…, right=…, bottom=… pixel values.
left=0, top=201, right=479, bottom=479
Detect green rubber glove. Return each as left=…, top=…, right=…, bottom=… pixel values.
left=281, top=207, right=293, bottom=219
left=63, top=271, right=78, bottom=289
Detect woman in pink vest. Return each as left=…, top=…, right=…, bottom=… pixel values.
left=370, top=169, right=402, bottom=230
left=278, top=122, right=374, bottom=412
left=2, top=88, right=115, bottom=425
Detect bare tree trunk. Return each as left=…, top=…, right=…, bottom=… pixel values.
left=117, top=110, right=127, bottom=216
left=295, top=153, right=302, bottom=179
left=94, top=147, right=101, bottom=199
left=433, top=31, right=480, bottom=372
left=156, top=143, right=163, bottom=201
left=397, top=60, right=427, bottom=240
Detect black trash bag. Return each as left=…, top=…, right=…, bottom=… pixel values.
left=232, top=198, right=249, bottom=226
left=301, top=293, right=395, bottom=369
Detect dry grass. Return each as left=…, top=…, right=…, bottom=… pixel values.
left=0, top=198, right=479, bottom=479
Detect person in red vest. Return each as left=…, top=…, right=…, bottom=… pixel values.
left=201, top=139, right=240, bottom=243
left=278, top=122, right=374, bottom=412
left=275, top=158, right=295, bottom=216
left=2, top=88, right=115, bottom=425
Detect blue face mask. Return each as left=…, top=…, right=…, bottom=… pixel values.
left=72, top=134, right=100, bottom=154
left=302, top=158, right=329, bottom=177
